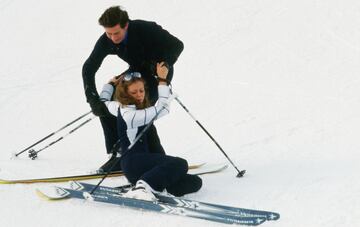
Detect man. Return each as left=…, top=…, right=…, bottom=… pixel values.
left=82, top=6, right=184, bottom=172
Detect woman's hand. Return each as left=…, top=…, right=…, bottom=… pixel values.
left=156, top=62, right=169, bottom=80
left=108, top=75, right=121, bottom=86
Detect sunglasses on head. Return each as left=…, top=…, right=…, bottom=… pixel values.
left=123, top=72, right=141, bottom=82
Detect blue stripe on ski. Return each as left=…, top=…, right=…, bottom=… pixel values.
left=43, top=186, right=266, bottom=226
left=70, top=181, right=280, bottom=221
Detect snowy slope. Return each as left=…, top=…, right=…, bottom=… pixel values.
left=1, top=0, right=360, bottom=226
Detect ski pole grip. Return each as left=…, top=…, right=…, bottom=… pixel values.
left=167, top=92, right=178, bottom=104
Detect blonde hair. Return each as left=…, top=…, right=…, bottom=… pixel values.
left=114, top=74, right=150, bottom=109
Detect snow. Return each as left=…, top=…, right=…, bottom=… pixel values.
left=1, top=0, right=360, bottom=226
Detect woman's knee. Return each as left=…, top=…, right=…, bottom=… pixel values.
left=192, top=175, right=202, bottom=191
left=166, top=174, right=202, bottom=197
left=173, top=157, right=188, bottom=173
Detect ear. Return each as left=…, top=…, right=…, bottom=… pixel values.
left=124, top=22, right=129, bottom=30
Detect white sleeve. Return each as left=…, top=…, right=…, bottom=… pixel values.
left=100, top=83, right=119, bottom=116
left=120, top=85, right=172, bottom=129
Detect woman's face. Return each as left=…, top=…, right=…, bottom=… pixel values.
left=127, top=80, right=145, bottom=104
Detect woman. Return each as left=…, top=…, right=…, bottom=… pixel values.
left=99, top=62, right=202, bottom=200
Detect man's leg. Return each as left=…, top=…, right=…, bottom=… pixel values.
left=99, top=115, right=118, bottom=154
left=98, top=115, right=122, bottom=172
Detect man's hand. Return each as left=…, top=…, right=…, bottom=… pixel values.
left=89, top=98, right=110, bottom=117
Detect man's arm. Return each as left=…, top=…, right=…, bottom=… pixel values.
left=140, top=21, right=184, bottom=66
left=82, top=34, right=111, bottom=116
left=82, top=34, right=109, bottom=101
left=155, top=23, right=184, bottom=65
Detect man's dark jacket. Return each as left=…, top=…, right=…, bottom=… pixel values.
left=82, top=19, right=184, bottom=103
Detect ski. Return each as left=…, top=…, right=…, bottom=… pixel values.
left=0, top=171, right=124, bottom=184
left=36, top=186, right=266, bottom=226
left=71, top=181, right=279, bottom=221
left=0, top=163, right=226, bottom=184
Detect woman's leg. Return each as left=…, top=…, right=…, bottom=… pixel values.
left=166, top=174, right=202, bottom=197
left=121, top=152, right=188, bottom=191
left=147, top=124, right=165, bottom=154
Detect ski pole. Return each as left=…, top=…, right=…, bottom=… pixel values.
left=28, top=116, right=96, bottom=160
left=86, top=94, right=177, bottom=197
left=15, top=111, right=92, bottom=157
left=173, top=95, right=246, bottom=178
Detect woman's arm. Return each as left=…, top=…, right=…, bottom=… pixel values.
left=99, top=83, right=119, bottom=116
left=99, top=82, right=171, bottom=128
left=100, top=62, right=173, bottom=127
left=120, top=84, right=171, bottom=129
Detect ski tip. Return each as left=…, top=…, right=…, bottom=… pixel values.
left=35, top=189, right=50, bottom=200
left=267, top=212, right=280, bottom=220
left=35, top=186, right=70, bottom=201
left=189, top=162, right=206, bottom=169
left=35, top=189, right=64, bottom=201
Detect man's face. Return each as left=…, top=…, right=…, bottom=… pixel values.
left=104, top=23, right=128, bottom=44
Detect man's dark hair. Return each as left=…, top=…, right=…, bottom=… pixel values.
left=98, top=6, right=129, bottom=28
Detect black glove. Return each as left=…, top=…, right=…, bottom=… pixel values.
left=89, top=98, right=110, bottom=117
